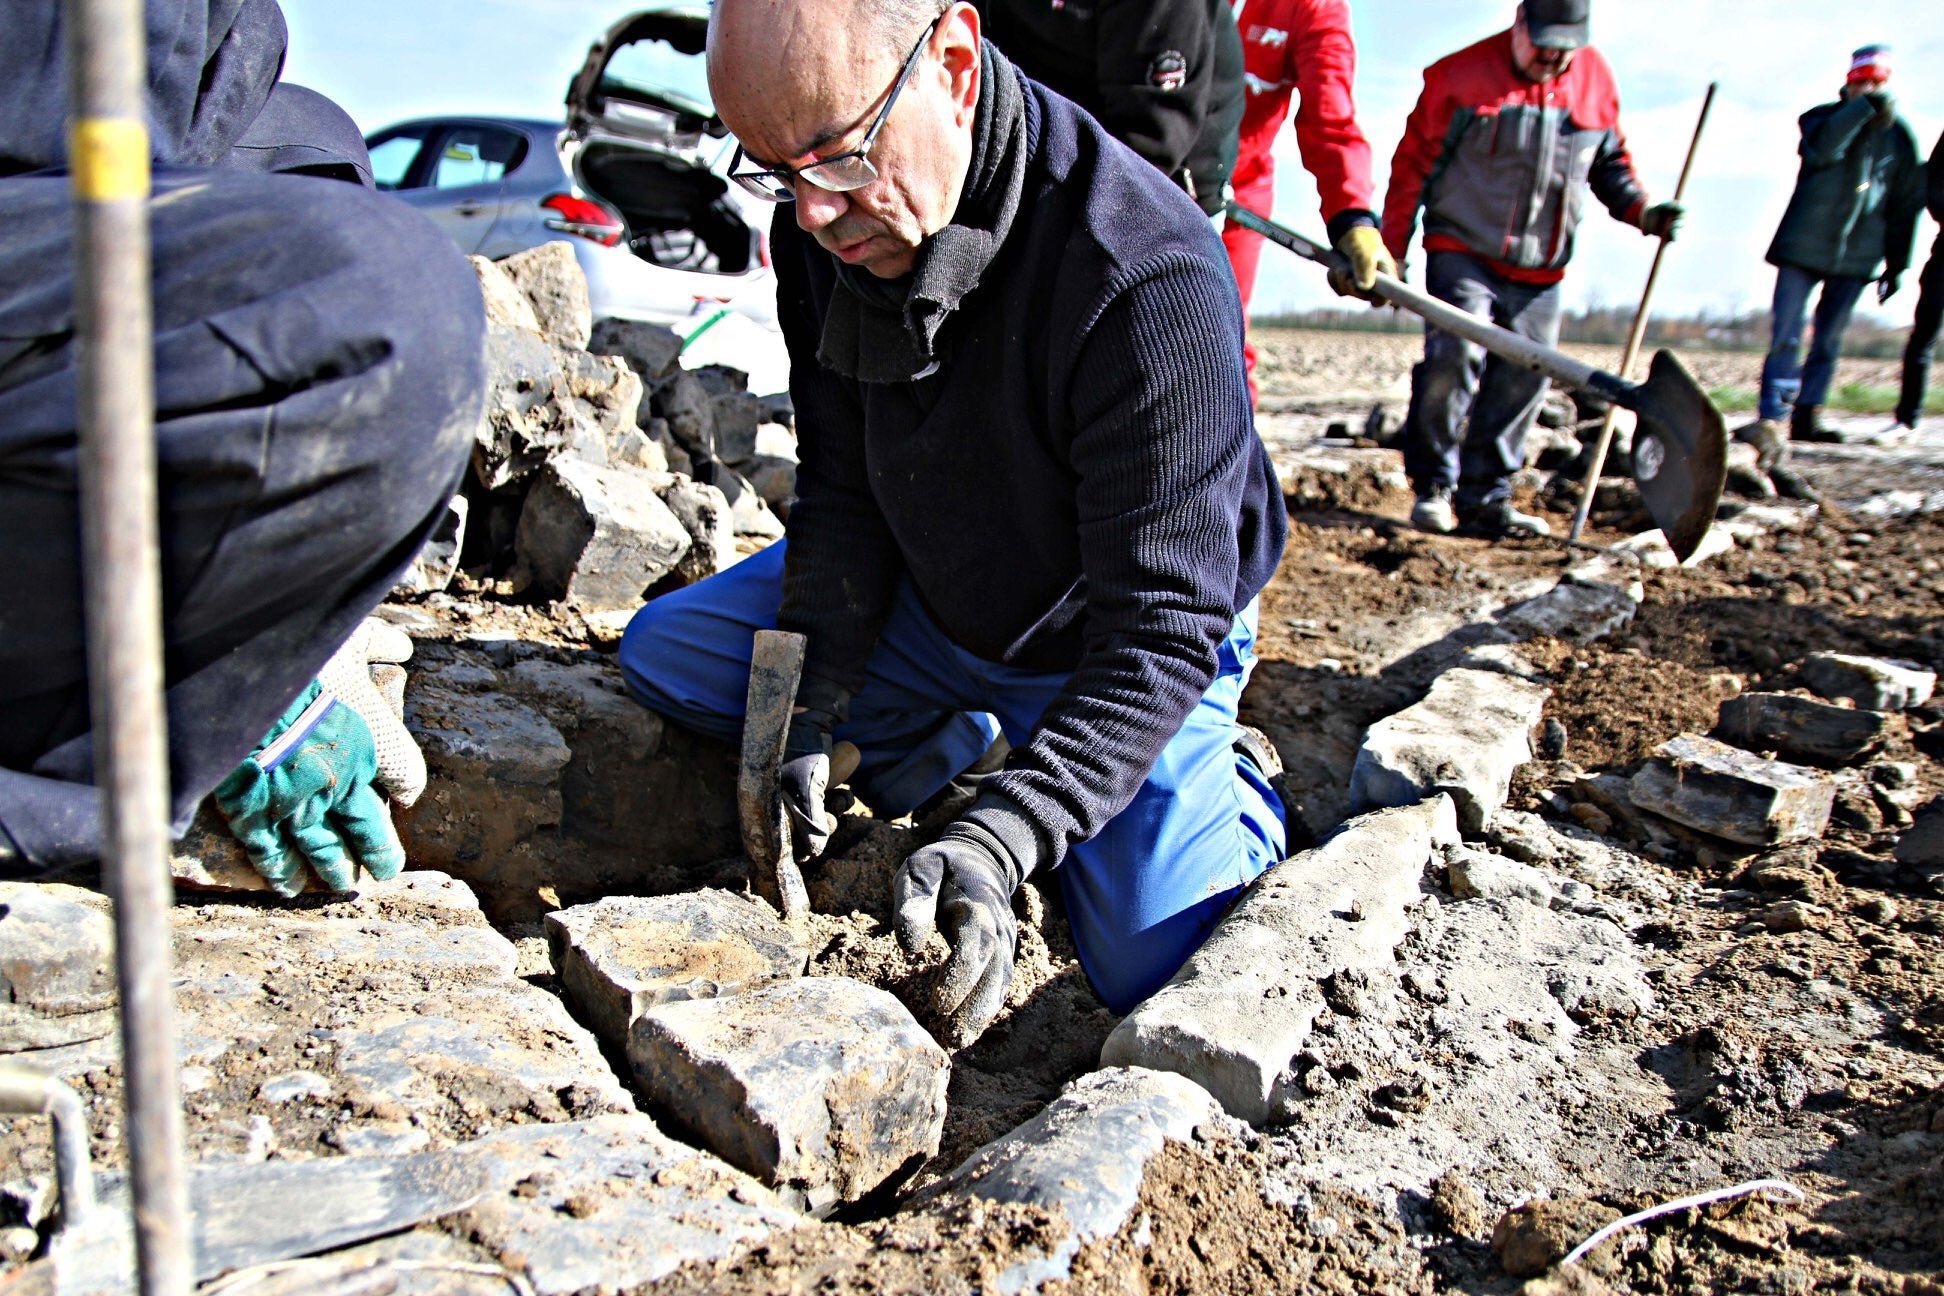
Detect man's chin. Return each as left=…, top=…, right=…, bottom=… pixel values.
left=826, top=234, right=916, bottom=278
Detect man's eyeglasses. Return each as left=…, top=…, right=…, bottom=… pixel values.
left=728, top=15, right=942, bottom=202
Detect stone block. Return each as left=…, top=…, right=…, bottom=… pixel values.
left=514, top=458, right=691, bottom=611
left=402, top=669, right=571, bottom=883
left=1499, top=578, right=1638, bottom=643
left=652, top=369, right=716, bottom=463
left=1895, top=797, right=1944, bottom=867
left=1447, top=847, right=1557, bottom=908
left=589, top=317, right=684, bottom=388
left=394, top=494, right=468, bottom=597
left=469, top=255, right=541, bottom=333
left=1715, top=692, right=1891, bottom=765
left=450, top=1115, right=799, bottom=1294
left=1628, top=734, right=1834, bottom=847
left=717, top=468, right=787, bottom=539
left=0, top=884, right=118, bottom=1052
left=744, top=454, right=798, bottom=512
left=1100, top=797, right=1459, bottom=1124
left=658, top=478, right=738, bottom=585
left=925, top=1068, right=1221, bottom=1292
left=473, top=325, right=569, bottom=490
left=1800, top=653, right=1936, bottom=712
left=1612, top=525, right=1735, bottom=569
left=711, top=391, right=765, bottom=465
left=546, top=891, right=808, bottom=1046
left=499, top=241, right=592, bottom=350
left=1350, top=669, right=1551, bottom=833
left=628, top=977, right=949, bottom=1212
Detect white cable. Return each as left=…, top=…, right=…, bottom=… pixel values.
left=1561, top=1178, right=1806, bottom=1267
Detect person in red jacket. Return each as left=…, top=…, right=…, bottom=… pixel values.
left=1382, top=0, right=1681, bottom=538
left=1222, top=0, right=1388, bottom=403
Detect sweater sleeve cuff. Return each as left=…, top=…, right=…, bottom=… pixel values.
left=1326, top=208, right=1380, bottom=245
left=956, top=792, right=1054, bottom=881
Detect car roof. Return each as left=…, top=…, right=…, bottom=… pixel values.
left=364, top=115, right=563, bottom=139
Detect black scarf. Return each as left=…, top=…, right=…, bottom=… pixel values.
left=817, top=41, right=1028, bottom=384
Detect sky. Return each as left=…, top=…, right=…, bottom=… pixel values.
left=282, top=0, right=1944, bottom=326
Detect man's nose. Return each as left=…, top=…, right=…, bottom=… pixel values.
left=793, top=180, right=850, bottom=231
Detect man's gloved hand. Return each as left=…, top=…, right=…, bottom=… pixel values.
left=213, top=681, right=405, bottom=897
left=1327, top=225, right=1397, bottom=303
left=778, top=674, right=851, bottom=863
left=893, top=821, right=1026, bottom=1046
left=317, top=618, right=425, bottom=806
left=1638, top=202, right=1684, bottom=241
left=1878, top=274, right=1900, bottom=305
left=1867, top=90, right=1897, bottom=129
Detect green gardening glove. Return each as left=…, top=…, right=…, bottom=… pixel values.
left=213, top=681, right=406, bottom=896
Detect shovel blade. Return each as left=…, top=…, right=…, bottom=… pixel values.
left=1628, top=349, right=1728, bottom=562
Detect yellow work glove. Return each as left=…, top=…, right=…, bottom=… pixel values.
left=1328, top=225, right=1396, bottom=303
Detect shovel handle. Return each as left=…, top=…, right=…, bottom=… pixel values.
left=1225, top=204, right=1629, bottom=407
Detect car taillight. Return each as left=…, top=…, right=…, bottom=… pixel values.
left=541, top=193, right=625, bottom=247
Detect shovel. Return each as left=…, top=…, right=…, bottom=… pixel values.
left=1226, top=203, right=1729, bottom=562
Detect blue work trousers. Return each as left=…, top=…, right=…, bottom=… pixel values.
left=1759, top=264, right=1868, bottom=421
left=1404, top=251, right=1565, bottom=512
left=619, top=541, right=1287, bottom=1013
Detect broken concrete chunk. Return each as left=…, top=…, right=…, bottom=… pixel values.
left=469, top=255, right=542, bottom=334
left=659, top=478, right=738, bottom=585
left=1628, top=734, right=1834, bottom=847
left=926, top=1068, right=1221, bottom=1293
left=1715, top=692, right=1891, bottom=765
left=1800, top=653, right=1936, bottom=712
left=1350, top=669, right=1551, bottom=833
left=1499, top=578, right=1638, bottom=643
left=546, top=890, right=808, bottom=1047
left=498, top=241, right=592, bottom=350
left=514, top=458, right=692, bottom=611
left=0, top=883, right=118, bottom=1052
left=628, top=977, right=949, bottom=1212
left=453, top=1115, right=798, bottom=1295
left=1101, top=797, right=1459, bottom=1124
left=1446, top=848, right=1558, bottom=908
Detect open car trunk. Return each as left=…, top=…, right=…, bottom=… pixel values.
left=576, top=141, right=756, bottom=275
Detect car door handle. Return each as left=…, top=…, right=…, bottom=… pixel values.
left=453, top=201, right=488, bottom=217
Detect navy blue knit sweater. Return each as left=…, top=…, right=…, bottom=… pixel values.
left=772, top=63, right=1286, bottom=873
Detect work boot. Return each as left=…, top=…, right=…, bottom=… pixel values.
left=1464, top=500, right=1553, bottom=539
left=1411, top=489, right=1457, bottom=535
left=1735, top=418, right=1789, bottom=473
left=1791, top=403, right=1840, bottom=443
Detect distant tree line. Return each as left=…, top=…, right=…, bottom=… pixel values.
left=1253, top=303, right=1912, bottom=357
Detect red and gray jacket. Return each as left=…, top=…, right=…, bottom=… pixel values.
left=1382, top=29, right=1648, bottom=283
left=1233, top=0, right=1375, bottom=237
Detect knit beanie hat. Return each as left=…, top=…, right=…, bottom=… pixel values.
left=1847, top=44, right=1892, bottom=84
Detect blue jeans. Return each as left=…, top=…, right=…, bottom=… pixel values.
left=619, top=541, right=1287, bottom=1012
left=1759, top=264, right=1868, bottom=421
left=1404, top=251, right=1565, bottom=512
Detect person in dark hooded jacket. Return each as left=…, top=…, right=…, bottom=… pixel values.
left=1895, top=128, right=1944, bottom=430
left=1746, top=44, right=1923, bottom=460
left=0, top=1, right=485, bottom=890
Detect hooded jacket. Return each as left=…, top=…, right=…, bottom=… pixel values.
left=1765, top=94, right=1924, bottom=282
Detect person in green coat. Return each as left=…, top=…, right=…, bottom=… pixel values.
left=1895, top=128, right=1943, bottom=429
left=1746, top=44, right=1923, bottom=462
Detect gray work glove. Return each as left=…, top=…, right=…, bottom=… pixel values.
left=894, top=821, right=1026, bottom=1046
left=1638, top=201, right=1684, bottom=242
left=317, top=618, right=425, bottom=807
left=778, top=674, right=850, bottom=863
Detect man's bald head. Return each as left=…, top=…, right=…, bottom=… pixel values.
left=708, top=0, right=982, bottom=278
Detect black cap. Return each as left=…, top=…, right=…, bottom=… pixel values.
left=1522, top=0, right=1589, bottom=50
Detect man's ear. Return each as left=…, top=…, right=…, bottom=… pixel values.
left=938, top=1, right=982, bottom=125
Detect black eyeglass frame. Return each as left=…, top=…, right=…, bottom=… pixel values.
left=727, top=14, right=944, bottom=201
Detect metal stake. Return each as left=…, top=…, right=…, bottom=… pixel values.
left=1567, top=82, right=1718, bottom=544
left=64, top=0, right=194, bottom=1291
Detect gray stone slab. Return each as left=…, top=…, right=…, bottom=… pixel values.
left=926, top=1068, right=1221, bottom=1293
left=1499, top=577, right=1638, bottom=643
left=1715, top=691, right=1892, bottom=765
left=470, top=254, right=542, bottom=333
left=1350, top=669, right=1551, bottom=833
left=450, top=1115, right=800, bottom=1294
left=514, top=457, right=691, bottom=611
left=1100, top=797, right=1459, bottom=1124
left=547, top=890, right=808, bottom=1046
left=1800, top=652, right=1936, bottom=712
left=628, top=976, right=949, bottom=1212
left=1628, top=734, right=1835, bottom=846
left=0, top=883, right=117, bottom=1052
left=1447, top=847, right=1557, bottom=908
left=499, top=241, right=592, bottom=350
